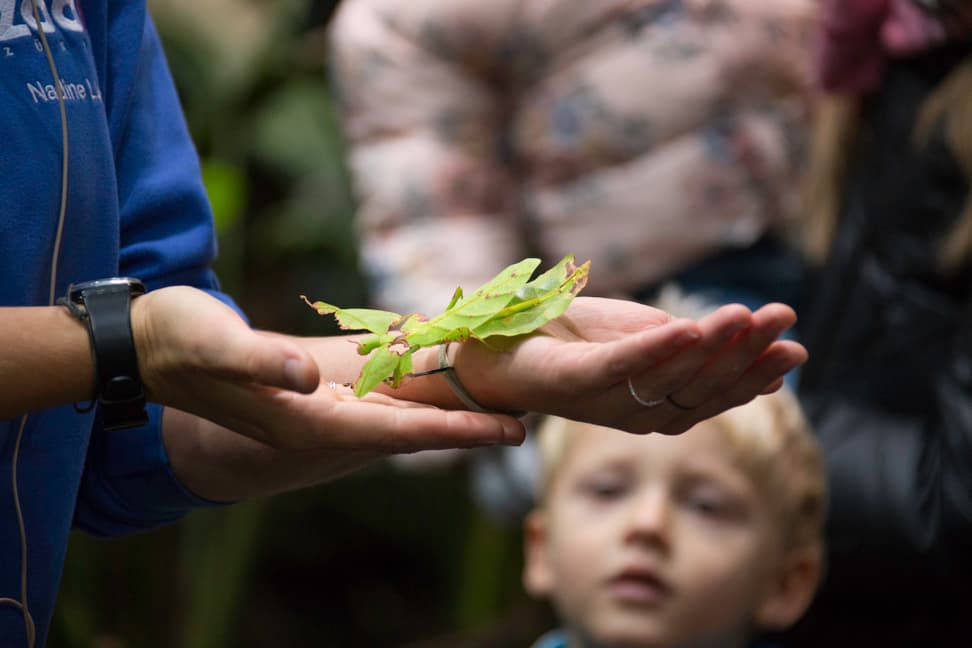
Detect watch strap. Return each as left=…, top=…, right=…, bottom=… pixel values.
left=83, top=286, right=147, bottom=430
left=64, top=279, right=149, bottom=431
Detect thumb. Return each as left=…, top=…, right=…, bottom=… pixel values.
left=239, top=331, right=320, bottom=393
left=135, top=286, right=320, bottom=396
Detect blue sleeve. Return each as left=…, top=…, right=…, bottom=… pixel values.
left=75, top=10, right=236, bottom=536
left=110, top=11, right=232, bottom=305
left=74, top=406, right=221, bottom=536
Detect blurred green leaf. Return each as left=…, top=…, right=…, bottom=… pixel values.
left=201, top=160, right=247, bottom=234
left=251, top=80, right=344, bottom=176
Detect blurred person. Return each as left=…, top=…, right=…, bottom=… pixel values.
left=522, top=386, right=826, bottom=648
left=327, top=0, right=818, bottom=520
left=329, top=0, right=817, bottom=318
left=783, top=0, right=972, bottom=645
left=0, top=2, right=807, bottom=646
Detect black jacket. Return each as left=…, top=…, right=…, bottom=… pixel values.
left=785, top=43, right=972, bottom=647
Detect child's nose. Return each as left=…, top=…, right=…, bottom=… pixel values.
left=624, top=489, right=672, bottom=547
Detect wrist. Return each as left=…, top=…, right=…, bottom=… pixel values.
left=129, top=291, right=158, bottom=399
left=448, top=341, right=525, bottom=416
left=376, top=341, right=524, bottom=416
left=0, top=306, right=97, bottom=420
left=63, top=277, right=148, bottom=430
left=46, top=306, right=99, bottom=406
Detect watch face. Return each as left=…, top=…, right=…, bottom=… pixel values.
left=68, top=277, right=146, bottom=303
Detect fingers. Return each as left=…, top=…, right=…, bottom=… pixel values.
left=657, top=339, right=807, bottom=435
left=625, top=304, right=752, bottom=406
left=187, top=320, right=322, bottom=395
left=185, top=377, right=526, bottom=453
left=595, top=303, right=805, bottom=436
left=188, top=328, right=320, bottom=395
left=252, top=331, right=321, bottom=393
left=663, top=303, right=797, bottom=409
left=565, top=317, right=703, bottom=391
left=137, top=287, right=321, bottom=398
left=323, top=395, right=527, bottom=453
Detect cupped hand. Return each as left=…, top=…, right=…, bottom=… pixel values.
left=133, top=286, right=524, bottom=452
left=452, top=296, right=807, bottom=435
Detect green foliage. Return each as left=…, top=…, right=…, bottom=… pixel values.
left=149, top=0, right=359, bottom=316
left=201, top=160, right=247, bottom=234
left=303, top=255, right=590, bottom=397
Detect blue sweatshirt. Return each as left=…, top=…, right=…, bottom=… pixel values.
left=0, top=2, right=235, bottom=644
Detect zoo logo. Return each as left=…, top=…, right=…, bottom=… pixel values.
left=1, top=0, right=83, bottom=43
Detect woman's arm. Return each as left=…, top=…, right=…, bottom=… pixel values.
left=0, top=306, right=93, bottom=419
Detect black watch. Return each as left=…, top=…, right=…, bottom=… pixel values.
left=63, top=277, right=148, bottom=431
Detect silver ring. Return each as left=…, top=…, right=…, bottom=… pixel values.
left=627, top=377, right=666, bottom=408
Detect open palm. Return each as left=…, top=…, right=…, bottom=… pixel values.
left=451, top=296, right=806, bottom=435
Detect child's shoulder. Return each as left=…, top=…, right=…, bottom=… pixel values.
left=529, top=632, right=789, bottom=647
left=530, top=629, right=567, bottom=648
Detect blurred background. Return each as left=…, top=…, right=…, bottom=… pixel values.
left=49, top=2, right=972, bottom=646
left=51, top=1, right=548, bottom=646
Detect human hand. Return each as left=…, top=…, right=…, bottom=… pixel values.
left=448, top=296, right=807, bottom=435
left=132, top=286, right=523, bottom=454
left=137, top=289, right=801, bottom=499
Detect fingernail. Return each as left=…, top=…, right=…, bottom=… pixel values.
left=675, top=329, right=702, bottom=347
left=501, top=421, right=526, bottom=446
left=284, top=358, right=307, bottom=391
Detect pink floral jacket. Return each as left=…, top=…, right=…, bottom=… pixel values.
left=329, top=0, right=817, bottom=315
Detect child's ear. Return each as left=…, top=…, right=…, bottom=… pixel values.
left=522, top=510, right=554, bottom=597
left=755, top=544, right=824, bottom=630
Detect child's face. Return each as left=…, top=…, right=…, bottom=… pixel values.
left=524, top=422, right=788, bottom=648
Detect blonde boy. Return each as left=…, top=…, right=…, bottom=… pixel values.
left=523, top=388, right=826, bottom=648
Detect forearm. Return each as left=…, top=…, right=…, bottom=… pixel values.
left=0, top=306, right=94, bottom=419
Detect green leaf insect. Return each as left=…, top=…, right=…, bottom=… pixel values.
left=300, top=254, right=590, bottom=397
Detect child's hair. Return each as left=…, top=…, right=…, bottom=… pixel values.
left=533, top=387, right=826, bottom=552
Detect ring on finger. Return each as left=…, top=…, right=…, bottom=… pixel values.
left=627, top=377, right=666, bottom=408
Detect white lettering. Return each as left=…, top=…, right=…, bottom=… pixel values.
left=51, top=0, right=80, bottom=32
left=26, top=80, right=49, bottom=103
left=0, top=0, right=30, bottom=42
left=86, top=78, right=102, bottom=102
left=26, top=77, right=95, bottom=103
left=60, top=78, right=84, bottom=100
left=20, top=0, right=55, bottom=34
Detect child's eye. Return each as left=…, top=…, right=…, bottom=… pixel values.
left=682, top=487, right=744, bottom=520
left=579, top=478, right=628, bottom=501
left=686, top=494, right=725, bottom=515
